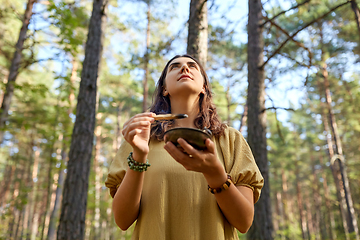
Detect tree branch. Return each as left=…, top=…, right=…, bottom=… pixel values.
left=261, top=0, right=351, bottom=69
left=260, top=0, right=311, bottom=27
left=261, top=107, right=295, bottom=113
left=265, top=16, right=313, bottom=59
left=278, top=52, right=310, bottom=68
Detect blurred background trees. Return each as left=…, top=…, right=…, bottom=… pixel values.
left=0, top=0, right=359, bottom=239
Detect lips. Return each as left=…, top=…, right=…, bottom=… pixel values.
left=178, top=74, right=192, bottom=80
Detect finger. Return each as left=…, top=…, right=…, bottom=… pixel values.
left=127, top=121, right=152, bottom=131
left=205, top=138, right=216, bottom=154
left=164, top=141, right=189, bottom=162
left=123, top=113, right=155, bottom=128
left=177, top=138, right=198, bottom=156
left=123, top=116, right=154, bottom=134
left=127, top=128, right=142, bottom=142
left=122, top=121, right=151, bottom=139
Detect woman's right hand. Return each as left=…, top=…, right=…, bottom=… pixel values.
left=122, top=112, right=155, bottom=161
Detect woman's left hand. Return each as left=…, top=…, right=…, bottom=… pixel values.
left=163, top=138, right=224, bottom=176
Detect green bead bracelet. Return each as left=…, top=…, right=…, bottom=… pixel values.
left=127, top=152, right=151, bottom=172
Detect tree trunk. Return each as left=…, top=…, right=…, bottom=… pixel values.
left=273, top=171, right=284, bottom=240
left=319, top=154, right=337, bottom=240
left=239, top=104, right=247, bottom=133
left=350, top=0, right=360, bottom=46
left=7, top=164, right=21, bottom=238
left=21, top=147, right=34, bottom=240
left=48, top=57, right=77, bottom=240
left=93, top=113, right=103, bottom=239
left=40, top=150, right=56, bottom=240
left=247, top=1, right=273, bottom=239
left=295, top=162, right=308, bottom=240
left=142, top=4, right=151, bottom=112
left=26, top=142, right=40, bottom=240
left=321, top=105, right=350, bottom=240
left=226, top=82, right=231, bottom=125
left=310, top=158, right=322, bottom=240
left=0, top=163, right=15, bottom=208
left=319, top=22, right=359, bottom=239
left=15, top=208, right=24, bottom=240
left=322, top=63, right=359, bottom=240
left=280, top=169, right=289, bottom=240
left=57, top=0, right=107, bottom=239
left=305, top=196, right=314, bottom=239
left=115, top=102, right=123, bottom=150
left=47, top=139, right=66, bottom=240
left=187, top=0, right=208, bottom=67
left=0, top=0, right=36, bottom=143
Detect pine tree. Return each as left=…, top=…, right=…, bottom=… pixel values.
left=57, top=0, right=108, bottom=238
left=187, top=0, right=208, bottom=67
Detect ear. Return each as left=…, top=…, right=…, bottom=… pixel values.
left=163, top=89, right=169, bottom=96
left=201, top=87, right=205, bottom=94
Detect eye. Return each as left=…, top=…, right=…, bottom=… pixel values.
left=189, top=63, right=197, bottom=68
left=170, top=64, right=179, bottom=70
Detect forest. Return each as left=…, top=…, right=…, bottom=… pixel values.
left=0, top=0, right=360, bottom=239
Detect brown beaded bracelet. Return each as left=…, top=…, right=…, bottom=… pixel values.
left=208, top=175, right=233, bottom=194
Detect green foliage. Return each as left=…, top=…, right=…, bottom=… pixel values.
left=0, top=0, right=359, bottom=239
left=0, top=0, right=26, bottom=69
left=47, top=0, right=89, bottom=56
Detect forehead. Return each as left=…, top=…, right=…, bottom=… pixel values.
left=168, top=57, right=198, bottom=66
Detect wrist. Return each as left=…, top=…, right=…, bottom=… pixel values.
left=127, top=152, right=151, bottom=172
left=132, top=150, right=148, bottom=163
left=202, top=164, right=228, bottom=188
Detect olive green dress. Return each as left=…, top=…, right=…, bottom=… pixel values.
left=105, top=127, right=264, bottom=240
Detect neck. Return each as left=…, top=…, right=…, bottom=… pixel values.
left=170, top=95, right=200, bottom=128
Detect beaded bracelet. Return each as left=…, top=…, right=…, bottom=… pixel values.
left=127, top=152, right=151, bottom=172
left=208, top=175, right=233, bottom=194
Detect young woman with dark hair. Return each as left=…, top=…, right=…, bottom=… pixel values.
left=105, top=54, right=264, bottom=240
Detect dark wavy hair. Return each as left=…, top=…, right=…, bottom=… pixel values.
left=149, top=54, right=226, bottom=141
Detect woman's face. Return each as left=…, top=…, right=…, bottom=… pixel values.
left=163, top=57, right=205, bottom=98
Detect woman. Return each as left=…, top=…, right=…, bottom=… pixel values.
left=105, top=54, right=264, bottom=240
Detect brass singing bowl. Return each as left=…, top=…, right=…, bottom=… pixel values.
left=164, top=128, right=212, bottom=150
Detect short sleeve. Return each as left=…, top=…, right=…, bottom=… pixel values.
left=104, top=140, right=133, bottom=198
left=216, top=127, right=264, bottom=203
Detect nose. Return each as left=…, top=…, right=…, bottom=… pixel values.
left=180, top=63, right=189, bottom=73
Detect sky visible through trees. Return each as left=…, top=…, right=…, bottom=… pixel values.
left=34, top=0, right=303, bottom=127
left=1, top=0, right=360, bottom=239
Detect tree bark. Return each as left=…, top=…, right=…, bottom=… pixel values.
left=0, top=0, right=36, bottom=143
left=48, top=58, right=77, bottom=240
left=322, top=64, right=359, bottom=239
left=350, top=0, right=360, bottom=47
left=321, top=106, right=349, bottom=240
left=47, top=138, right=66, bottom=240
left=239, top=104, right=247, bottom=133
left=40, top=150, right=56, bottom=240
left=305, top=196, right=314, bottom=239
left=115, top=102, right=123, bottom=151
left=226, top=81, right=231, bottom=125
left=93, top=113, right=103, bottom=239
left=319, top=22, right=359, bottom=239
left=247, top=1, right=273, bottom=239
left=273, top=171, right=284, bottom=240
left=280, top=168, right=289, bottom=240
left=26, top=141, right=40, bottom=240
left=142, top=4, right=151, bottom=112
left=57, top=0, right=107, bottom=238
left=187, top=0, right=208, bottom=67
left=295, top=162, right=308, bottom=240
left=0, top=163, right=15, bottom=208
left=319, top=154, right=337, bottom=240
left=310, top=157, right=322, bottom=240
